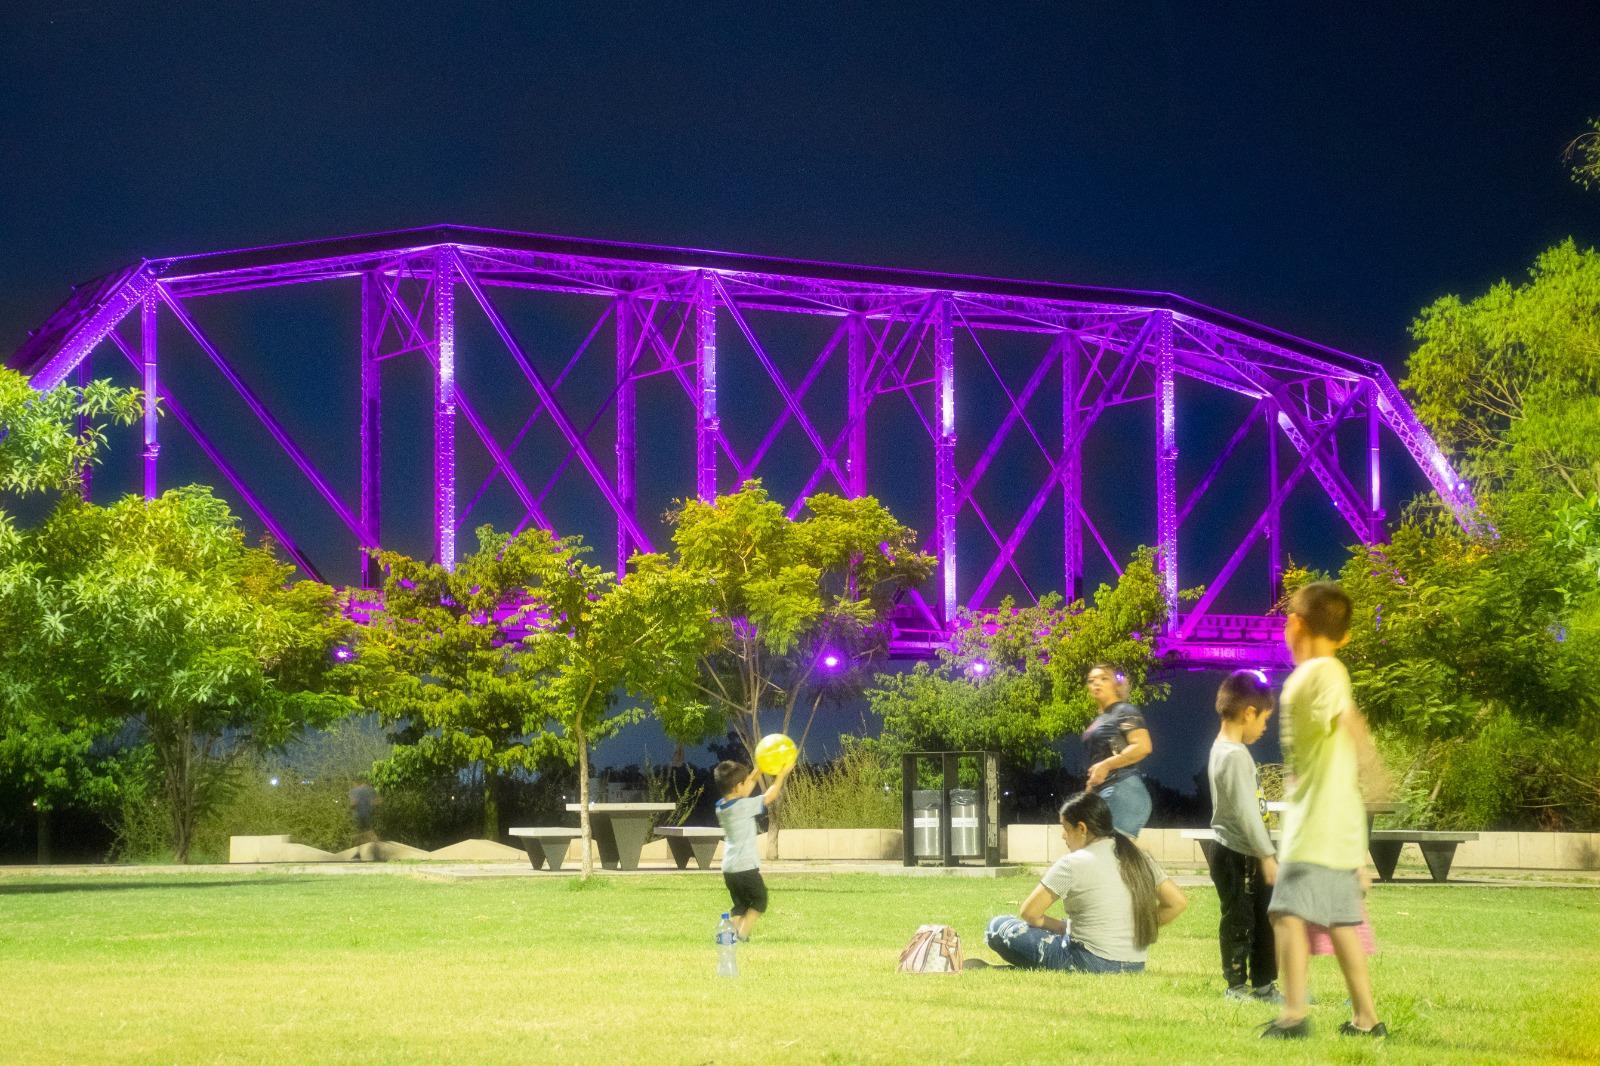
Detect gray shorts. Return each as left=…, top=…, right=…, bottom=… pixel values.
left=1267, top=862, right=1363, bottom=927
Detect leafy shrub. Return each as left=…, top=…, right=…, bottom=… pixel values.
left=780, top=748, right=900, bottom=829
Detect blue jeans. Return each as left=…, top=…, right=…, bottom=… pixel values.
left=984, top=916, right=1145, bottom=973
left=1097, top=774, right=1152, bottom=837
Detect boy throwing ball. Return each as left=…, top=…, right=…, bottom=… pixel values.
left=1261, top=581, right=1387, bottom=1040
left=714, top=757, right=795, bottom=940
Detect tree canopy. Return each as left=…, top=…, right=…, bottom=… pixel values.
left=1, top=487, right=353, bottom=859
left=1321, top=238, right=1600, bottom=829
left=359, top=526, right=584, bottom=839
left=666, top=481, right=934, bottom=760
left=864, top=547, right=1170, bottom=767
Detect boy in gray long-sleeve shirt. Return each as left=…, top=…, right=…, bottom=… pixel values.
left=1206, top=669, right=1281, bottom=1002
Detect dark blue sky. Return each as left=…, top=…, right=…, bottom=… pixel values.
left=3, top=3, right=1597, bottom=787
left=4, top=3, right=1596, bottom=359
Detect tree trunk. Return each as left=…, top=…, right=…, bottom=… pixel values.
left=483, top=767, right=501, bottom=840
left=577, top=723, right=593, bottom=879
left=35, top=803, right=51, bottom=865
left=154, top=719, right=198, bottom=865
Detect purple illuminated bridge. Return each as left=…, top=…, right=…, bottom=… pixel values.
left=11, top=226, right=1476, bottom=670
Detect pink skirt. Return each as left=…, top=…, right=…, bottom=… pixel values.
left=1307, top=911, right=1377, bottom=955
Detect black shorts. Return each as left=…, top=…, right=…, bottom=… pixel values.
left=723, top=869, right=768, bottom=916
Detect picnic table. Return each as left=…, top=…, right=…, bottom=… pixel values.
left=565, top=802, right=676, bottom=871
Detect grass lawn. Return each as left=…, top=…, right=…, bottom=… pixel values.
left=1, top=869, right=1597, bottom=1065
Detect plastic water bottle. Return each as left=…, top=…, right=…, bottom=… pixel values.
left=715, top=912, right=738, bottom=977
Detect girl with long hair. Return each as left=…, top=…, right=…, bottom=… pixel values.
left=982, top=792, right=1186, bottom=972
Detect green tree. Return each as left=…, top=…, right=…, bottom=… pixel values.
left=3, top=487, right=353, bottom=860
left=0, top=365, right=142, bottom=509
left=1566, top=117, right=1600, bottom=191
left=1404, top=239, right=1600, bottom=500
left=665, top=481, right=934, bottom=760
left=359, top=526, right=581, bottom=840
left=361, top=527, right=716, bottom=867
left=864, top=548, right=1171, bottom=767
left=1288, top=506, right=1600, bottom=829
left=1302, top=239, right=1600, bottom=828
left=0, top=365, right=142, bottom=853
left=526, top=552, right=716, bottom=877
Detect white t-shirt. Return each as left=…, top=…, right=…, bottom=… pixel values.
left=715, top=796, right=765, bottom=873
left=1039, top=837, right=1168, bottom=963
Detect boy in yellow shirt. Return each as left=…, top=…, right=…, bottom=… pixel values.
left=1260, top=582, right=1386, bottom=1040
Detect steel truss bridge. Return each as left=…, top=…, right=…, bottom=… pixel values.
left=11, top=226, right=1476, bottom=670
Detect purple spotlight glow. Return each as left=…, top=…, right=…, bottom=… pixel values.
left=821, top=652, right=842, bottom=670
left=966, top=659, right=990, bottom=677
left=331, top=644, right=355, bottom=662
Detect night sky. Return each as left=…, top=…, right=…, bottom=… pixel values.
left=3, top=3, right=1598, bottom=791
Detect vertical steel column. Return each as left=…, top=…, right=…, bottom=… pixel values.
left=934, top=296, right=957, bottom=622
left=695, top=273, right=718, bottom=502
left=434, top=251, right=457, bottom=570
left=1367, top=380, right=1383, bottom=540
left=846, top=313, right=868, bottom=496
left=615, top=293, right=636, bottom=573
left=1153, top=310, right=1178, bottom=627
left=359, top=272, right=382, bottom=587
left=75, top=358, right=93, bottom=500
left=1061, top=333, right=1082, bottom=600
left=140, top=291, right=159, bottom=499
left=1267, top=406, right=1283, bottom=601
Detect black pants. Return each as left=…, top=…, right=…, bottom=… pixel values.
left=1206, top=843, right=1277, bottom=989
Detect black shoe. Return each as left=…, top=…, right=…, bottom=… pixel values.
left=1339, top=1021, right=1388, bottom=1038
left=1258, top=1018, right=1311, bottom=1040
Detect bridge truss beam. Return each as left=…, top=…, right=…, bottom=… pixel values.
left=10, top=226, right=1479, bottom=670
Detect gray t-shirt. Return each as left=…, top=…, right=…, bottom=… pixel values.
left=1039, top=837, right=1168, bottom=963
left=1208, top=738, right=1275, bottom=859
left=715, top=796, right=766, bottom=873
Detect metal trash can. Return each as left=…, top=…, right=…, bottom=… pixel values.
left=912, top=790, right=943, bottom=857
left=950, top=788, right=980, bottom=856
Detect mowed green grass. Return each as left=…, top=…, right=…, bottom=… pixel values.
left=1, top=870, right=1596, bottom=1065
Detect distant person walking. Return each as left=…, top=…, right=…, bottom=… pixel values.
left=1081, top=663, right=1154, bottom=837
left=348, top=778, right=379, bottom=847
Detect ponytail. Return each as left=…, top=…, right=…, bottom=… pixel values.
left=1058, top=791, right=1161, bottom=949
left=1110, top=830, right=1161, bottom=949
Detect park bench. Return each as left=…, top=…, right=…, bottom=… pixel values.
left=1368, top=830, right=1478, bottom=883
left=654, top=826, right=724, bottom=870
left=1180, top=828, right=1479, bottom=882
left=508, top=828, right=581, bottom=871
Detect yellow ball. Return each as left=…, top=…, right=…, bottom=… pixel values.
left=755, top=733, right=798, bottom=775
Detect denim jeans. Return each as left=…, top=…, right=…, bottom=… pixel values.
left=984, top=916, right=1145, bottom=973
left=1097, top=774, right=1152, bottom=837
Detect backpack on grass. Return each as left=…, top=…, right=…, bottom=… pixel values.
left=897, top=924, right=963, bottom=974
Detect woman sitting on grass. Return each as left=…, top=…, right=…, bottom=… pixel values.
left=983, top=792, right=1187, bottom=973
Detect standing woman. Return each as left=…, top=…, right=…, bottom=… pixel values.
left=1082, top=663, right=1154, bottom=837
